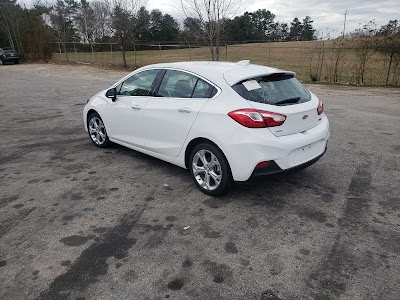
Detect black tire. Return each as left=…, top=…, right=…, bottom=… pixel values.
left=14, top=60, right=19, bottom=64
left=189, top=143, right=232, bottom=196
left=87, top=112, right=110, bottom=148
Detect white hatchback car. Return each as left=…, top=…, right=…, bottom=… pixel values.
left=83, top=61, right=329, bottom=195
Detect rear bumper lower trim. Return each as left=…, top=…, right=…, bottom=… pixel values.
left=249, top=146, right=327, bottom=179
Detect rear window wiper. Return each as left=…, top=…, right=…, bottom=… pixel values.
left=274, top=97, right=301, bottom=106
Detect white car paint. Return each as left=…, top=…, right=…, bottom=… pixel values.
left=106, top=95, right=151, bottom=147
left=83, top=61, right=330, bottom=182
left=142, top=96, right=208, bottom=157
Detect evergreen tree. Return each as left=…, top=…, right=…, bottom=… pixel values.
left=181, top=17, right=203, bottom=42
left=301, top=16, right=315, bottom=40
left=249, top=9, right=276, bottom=40
left=160, top=14, right=180, bottom=41
left=135, top=6, right=150, bottom=40
left=149, top=9, right=163, bottom=41
left=289, top=17, right=302, bottom=41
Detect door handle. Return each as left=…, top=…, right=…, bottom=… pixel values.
left=178, top=108, right=191, bottom=113
left=132, top=105, right=141, bottom=110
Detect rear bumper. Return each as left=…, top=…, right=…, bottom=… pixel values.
left=223, top=114, right=330, bottom=181
left=250, top=145, right=327, bottom=178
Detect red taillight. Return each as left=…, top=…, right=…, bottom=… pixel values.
left=228, top=109, right=286, bottom=128
left=317, top=98, right=324, bottom=115
left=256, top=161, right=270, bottom=168
left=259, top=111, right=287, bottom=127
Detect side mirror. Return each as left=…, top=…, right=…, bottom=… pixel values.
left=106, top=88, right=117, bottom=102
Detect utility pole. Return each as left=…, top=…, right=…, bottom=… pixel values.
left=342, top=10, right=348, bottom=39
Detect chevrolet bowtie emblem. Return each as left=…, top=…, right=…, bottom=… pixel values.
left=302, top=114, right=309, bottom=120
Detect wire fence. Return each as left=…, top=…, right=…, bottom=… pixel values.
left=50, top=41, right=400, bottom=86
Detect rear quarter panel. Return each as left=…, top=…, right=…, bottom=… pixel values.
left=180, top=87, right=249, bottom=164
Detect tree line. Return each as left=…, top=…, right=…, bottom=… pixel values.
left=1, top=0, right=398, bottom=82
left=308, top=19, right=400, bottom=86
left=350, top=19, right=400, bottom=85
left=0, top=0, right=317, bottom=65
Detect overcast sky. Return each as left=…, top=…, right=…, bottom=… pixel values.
left=20, top=0, right=400, bottom=38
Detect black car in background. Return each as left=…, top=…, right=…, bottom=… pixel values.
left=0, top=48, right=20, bottom=65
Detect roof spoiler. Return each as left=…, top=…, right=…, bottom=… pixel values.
left=236, top=60, right=250, bottom=66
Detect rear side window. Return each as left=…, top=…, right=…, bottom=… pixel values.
left=192, top=78, right=215, bottom=98
left=119, top=69, right=159, bottom=96
left=157, top=70, right=216, bottom=99
left=232, top=74, right=311, bottom=105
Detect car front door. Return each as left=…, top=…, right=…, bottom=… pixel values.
left=143, top=69, right=217, bottom=157
left=106, top=69, right=160, bottom=147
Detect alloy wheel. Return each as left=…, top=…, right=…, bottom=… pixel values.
left=88, top=117, right=107, bottom=145
left=192, top=149, right=222, bottom=191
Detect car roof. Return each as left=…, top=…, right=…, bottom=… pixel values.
left=141, top=61, right=295, bottom=86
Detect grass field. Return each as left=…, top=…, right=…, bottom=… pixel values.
left=52, top=41, right=398, bottom=86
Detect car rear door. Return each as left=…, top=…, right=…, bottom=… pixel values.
left=106, top=69, right=161, bottom=147
left=142, top=69, right=216, bottom=157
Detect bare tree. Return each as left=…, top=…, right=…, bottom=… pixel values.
left=351, top=22, right=377, bottom=85
left=49, top=0, right=79, bottom=61
left=76, top=0, right=95, bottom=43
left=91, top=0, right=113, bottom=41
left=309, top=41, right=325, bottom=82
left=179, top=0, right=241, bottom=61
left=330, top=39, right=347, bottom=83
left=75, top=0, right=97, bottom=61
left=374, top=20, right=400, bottom=85
left=107, top=0, right=146, bottom=68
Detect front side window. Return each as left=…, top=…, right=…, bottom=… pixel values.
left=232, top=74, right=311, bottom=106
left=118, top=69, right=159, bottom=96
left=157, top=70, right=215, bottom=99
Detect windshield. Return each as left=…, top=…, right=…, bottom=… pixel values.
left=232, top=74, right=311, bottom=105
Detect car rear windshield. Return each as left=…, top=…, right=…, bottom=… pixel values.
left=232, top=74, right=311, bottom=106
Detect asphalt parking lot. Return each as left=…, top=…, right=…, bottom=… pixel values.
left=1, top=64, right=399, bottom=300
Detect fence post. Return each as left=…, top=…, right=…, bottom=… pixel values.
left=73, top=41, right=77, bottom=55
left=225, top=43, right=228, bottom=61
left=318, top=41, right=325, bottom=82
left=134, top=42, right=137, bottom=68
left=58, top=42, right=62, bottom=61
left=158, top=42, right=162, bottom=62
left=188, top=42, right=191, bottom=61
left=91, top=42, right=95, bottom=63
left=268, top=42, right=271, bottom=65
left=64, top=43, right=68, bottom=61
left=110, top=42, right=113, bottom=65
